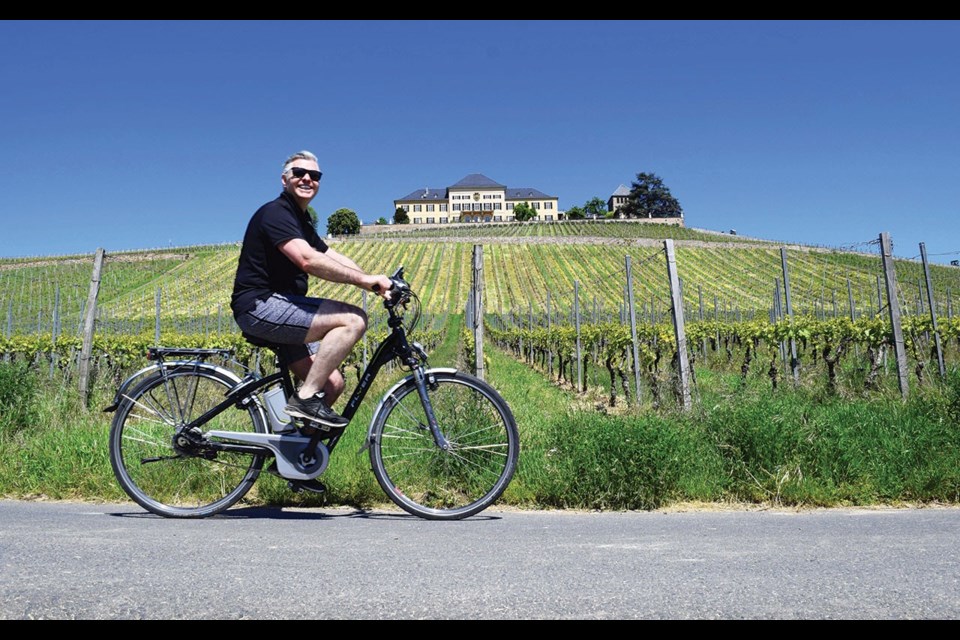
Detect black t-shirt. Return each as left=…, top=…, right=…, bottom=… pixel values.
left=231, top=191, right=329, bottom=316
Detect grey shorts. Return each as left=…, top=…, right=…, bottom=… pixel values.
left=235, top=293, right=321, bottom=365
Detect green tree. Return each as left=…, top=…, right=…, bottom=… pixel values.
left=621, top=172, right=683, bottom=219
left=375, top=217, right=388, bottom=225
left=513, top=201, right=536, bottom=222
left=327, top=208, right=361, bottom=235
left=306, top=206, right=319, bottom=229
left=394, top=207, right=410, bottom=225
left=565, top=205, right=585, bottom=220
left=583, top=197, right=607, bottom=218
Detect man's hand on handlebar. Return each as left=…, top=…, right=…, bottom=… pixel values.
left=369, top=275, right=394, bottom=300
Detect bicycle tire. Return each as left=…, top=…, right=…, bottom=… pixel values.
left=369, top=370, right=519, bottom=520
left=109, top=366, right=267, bottom=518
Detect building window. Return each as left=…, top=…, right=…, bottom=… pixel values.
left=440, top=217, right=448, bottom=223
left=440, top=204, right=448, bottom=212
left=413, top=217, right=422, bottom=224
left=426, top=217, right=435, bottom=224
left=493, top=203, right=502, bottom=210
left=533, top=202, right=541, bottom=210
left=453, top=204, right=461, bottom=211
left=507, top=203, right=514, bottom=210
left=494, top=215, right=502, bottom=221
left=413, top=205, right=422, bottom=212
left=427, top=204, right=435, bottom=212
left=545, top=202, right=553, bottom=210
left=544, top=215, right=553, bottom=221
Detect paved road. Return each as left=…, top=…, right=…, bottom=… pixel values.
left=1, top=500, right=958, bottom=619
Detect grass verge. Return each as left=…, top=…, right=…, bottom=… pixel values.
left=1, top=341, right=958, bottom=512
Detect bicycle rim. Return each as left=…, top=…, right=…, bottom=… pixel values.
left=370, top=371, right=518, bottom=520
left=109, top=368, right=266, bottom=518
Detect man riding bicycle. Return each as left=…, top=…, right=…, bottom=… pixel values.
left=231, top=150, right=391, bottom=432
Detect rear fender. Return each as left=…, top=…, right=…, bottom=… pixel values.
left=103, top=361, right=243, bottom=412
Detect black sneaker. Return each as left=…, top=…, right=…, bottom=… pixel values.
left=284, top=392, right=349, bottom=429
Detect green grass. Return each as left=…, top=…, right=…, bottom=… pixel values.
left=484, top=343, right=960, bottom=509
left=2, top=330, right=959, bottom=512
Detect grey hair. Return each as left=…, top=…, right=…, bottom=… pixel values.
left=282, top=150, right=319, bottom=174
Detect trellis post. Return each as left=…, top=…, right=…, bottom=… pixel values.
left=79, top=248, right=105, bottom=406
left=574, top=281, right=582, bottom=393
left=880, top=232, right=909, bottom=398
left=920, top=242, right=946, bottom=378
left=155, top=286, right=162, bottom=346
left=665, top=240, right=691, bottom=410
left=780, top=248, right=799, bottom=385
left=50, top=285, right=60, bottom=378
left=625, top=255, right=642, bottom=405
left=471, top=244, right=484, bottom=381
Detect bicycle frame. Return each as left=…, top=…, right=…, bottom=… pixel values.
left=147, top=297, right=449, bottom=479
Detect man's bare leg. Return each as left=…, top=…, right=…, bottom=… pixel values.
left=289, top=358, right=345, bottom=404
left=293, top=300, right=367, bottom=401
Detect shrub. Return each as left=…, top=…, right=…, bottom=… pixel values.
left=0, top=361, right=39, bottom=436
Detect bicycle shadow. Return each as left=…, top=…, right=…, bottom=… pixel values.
left=107, top=505, right=503, bottom=522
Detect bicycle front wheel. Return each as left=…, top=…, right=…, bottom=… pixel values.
left=109, top=366, right=267, bottom=518
left=369, top=370, right=519, bottom=520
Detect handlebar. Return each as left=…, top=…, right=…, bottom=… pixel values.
left=372, top=266, right=412, bottom=310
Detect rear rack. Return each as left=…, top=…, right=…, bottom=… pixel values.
left=147, top=347, right=234, bottom=361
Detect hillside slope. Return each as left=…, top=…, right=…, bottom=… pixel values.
left=1, top=222, right=957, bottom=335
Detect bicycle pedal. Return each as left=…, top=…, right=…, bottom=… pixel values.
left=297, top=421, right=345, bottom=438
left=287, top=479, right=327, bottom=494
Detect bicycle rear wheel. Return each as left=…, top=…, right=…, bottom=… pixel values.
left=109, top=366, right=267, bottom=518
left=369, top=370, right=519, bottom=520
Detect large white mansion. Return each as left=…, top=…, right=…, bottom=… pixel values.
left=394, top=174, right=560, bottom=224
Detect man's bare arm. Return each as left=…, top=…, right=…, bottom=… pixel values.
left=278, top=238, right=390, bottom=293
left=324, top=246, right=363, bottom=272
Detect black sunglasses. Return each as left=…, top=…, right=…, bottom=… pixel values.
left=289, top=167, right=322, bottom=182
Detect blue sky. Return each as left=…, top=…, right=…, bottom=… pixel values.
left=1, top=20, right=958, bottom=263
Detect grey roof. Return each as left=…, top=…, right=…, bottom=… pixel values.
left=397, top=188, right=448, bottom=202
left=505, top=187, right=554, bottom=200
left=612, top=184, right=630, bottom=197
left=449, top=174, right=505, bottom=189
left=395, top=174, right=557, bottom=202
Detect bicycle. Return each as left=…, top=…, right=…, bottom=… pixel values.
left=106, top=268, right=519, bottom=520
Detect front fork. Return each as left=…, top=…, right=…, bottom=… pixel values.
left=413, top=367, right=450, bottom=451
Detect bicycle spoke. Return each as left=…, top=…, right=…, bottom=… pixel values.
left=121, top=428, right=174, bottom=450
left=442, top=448, right=506, bottom=476
left=124, top=392, right=175, bottom=426
left=386, top=392, right=426, bottom=426
left=381, top=421, right=431, bottom=439
left=451, top=442, right=510, bottom=455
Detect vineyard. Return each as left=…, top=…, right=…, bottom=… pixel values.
left=3, top=221, right=960, bottom=510
left=1, top=221, right=959, bottom=402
